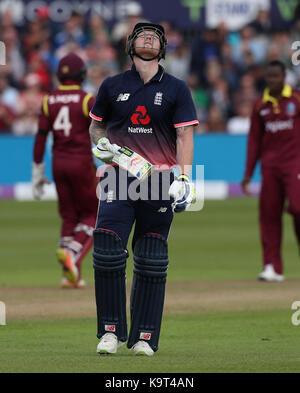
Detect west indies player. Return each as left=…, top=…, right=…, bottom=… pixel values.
left=242, top=60, right=300, bottom=281
left=32, top=53, right=98, bottom=288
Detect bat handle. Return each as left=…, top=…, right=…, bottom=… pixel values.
left=98, top=137, right=119, bottom=154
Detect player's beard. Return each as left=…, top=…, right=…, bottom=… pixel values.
left=134, top=43, right=160, bottom=60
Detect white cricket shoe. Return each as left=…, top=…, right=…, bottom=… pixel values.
left=96, top=333, right=124, bottom=354
left=131, top=341, right=154, bottom=356
left=258, top=264, right=285, bottom=282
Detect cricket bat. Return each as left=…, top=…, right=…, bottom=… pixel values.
left=95, top=137, right=153, bottom=181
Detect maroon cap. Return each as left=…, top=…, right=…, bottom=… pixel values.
left=57, top=53, right=86, bottom=82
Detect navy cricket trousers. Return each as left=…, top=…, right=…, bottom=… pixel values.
left=95, top=166, right=174, bottom=249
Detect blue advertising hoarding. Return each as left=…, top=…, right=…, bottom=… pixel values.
left=0, top=134, right=260, bottom=184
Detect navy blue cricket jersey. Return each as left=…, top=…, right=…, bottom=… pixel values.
left=90, top=64, right=199, bottom=168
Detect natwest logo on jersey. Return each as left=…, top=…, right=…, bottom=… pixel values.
left=131, top=106, right=151, bottom=125
left=128, top=106, right=153, bottom=134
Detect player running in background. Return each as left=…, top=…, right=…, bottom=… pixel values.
left=241, top=60, right=300, bottom=282
left=32, top=53, right=98, bottom=288
left=89, top=22, right=198, bottom=356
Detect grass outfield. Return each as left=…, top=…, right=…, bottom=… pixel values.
left=1, top=199, right=300, bottom=373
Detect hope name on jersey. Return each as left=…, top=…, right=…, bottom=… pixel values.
left=38, top=84, right=95, bottom=158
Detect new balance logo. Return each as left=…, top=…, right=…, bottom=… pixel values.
left=117, top=93, right=130, bottom=101
left=131, top=106, right=151, bottom=125
left=154, top=92, right=163, bottom=105
left=105, top=325, right=116, bottom=332
left=140, top=332, right=151, bottom=340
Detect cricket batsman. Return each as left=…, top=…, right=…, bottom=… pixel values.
left=32, top=53, right=98, bottom=288
left=242, top=60, right=300, bottom=282
left=89, top=22, right=199, bottom=355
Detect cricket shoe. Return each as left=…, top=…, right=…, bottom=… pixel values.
left=131, top=341, right=154, bottom=356
left=60, top=277, right=86, bottom=289
left=96, top=333, right=125, bottom=355
left=258, top=264, right=285, bottom=282
left=56, top=248, right=78, bottom=284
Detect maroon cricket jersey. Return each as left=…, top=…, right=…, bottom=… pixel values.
left=35, top=84, right=95, bottom=161
left=245, top=85, right=300, bottom=178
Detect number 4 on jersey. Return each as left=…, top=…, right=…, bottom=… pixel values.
left=53, top=106, right=72, bottom=137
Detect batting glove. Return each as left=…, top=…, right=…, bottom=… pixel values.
left=32, top=162, right=51, bottom=200
left=93, top=138, right=121, bottom=164
left=168, top=174, right=195, bottom=213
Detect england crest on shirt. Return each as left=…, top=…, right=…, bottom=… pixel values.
left=286, top=101, right=296, bottom=116
left=154, top=92, right=163, bottom=105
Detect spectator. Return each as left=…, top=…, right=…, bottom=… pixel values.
left=55, top=39, right=87, bottom=66
left=111, top=1, right=144, bottom=43
left=204, top=58, right=231, bottom=115
left=270, top=30, right=292, bottom=65
left=210, top=78, right=231, bottom=116
left=0, top=4, right=299, bottom=137
left=23, top=19, right=51, bottom=57
left=85, top=28, right=118, bottom=73
left=186, top=73, right=210, bottom=123
left=164, top=42, right=191, bottom=80
left=12, top=73, right=44, bottom=135
left=0, top=74, right=19, bottom=112
left=220, top=41, right=240, bottom=90
left=111, top=1, right=147, bottom=71
left=0, top=100, right=15, bottom=133
left=232, top=73, right=259, bottom=114
left=227, top=100, right=252, bottom=134
left=88, top=14, right=108, bottom=38
left=53, top=11, right=87, bottom=50
left=232, top=25, right=269, bottom=69
left=199, top=105, right=227, bottom=133
left=0, top=8, right=15, bottom=30
left=26, top=51, right=51, bottom=91
left=290, top=11, right=300, bottom=42
left=82, top=64, right=112, bottom=96
left=265, top=39, right=298, bottom=87
left=249, top=8, right=272, bottom=35
left=190, top=28, right=222, bottom=86
left=158, top=21, right=183, bottom=54
left=1, top=26, right=25, bottom=85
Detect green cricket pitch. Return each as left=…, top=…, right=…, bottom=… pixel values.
left=1, top=199, right=300, bottom=373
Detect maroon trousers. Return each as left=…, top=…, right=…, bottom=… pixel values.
left=53, top=155, right=98, bottom=277
left=259, top=165, right=300, bottom=274
left=53, top=155, right=98, bottom=235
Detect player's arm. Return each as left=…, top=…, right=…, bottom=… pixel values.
left=89, top=78, right=122, bottom=164
left=241, top=103, right=264, bottom=196
left=89, top=118, right=106, bottom=145
left=169, top=126, right=196, bottom=213
left=168, top=80, right=198, bottom=212
left=32, top=95, right=51, bottom=200
left=176, top=125, right=194, bottom=177
left=89, top=119, right=121, bottom=164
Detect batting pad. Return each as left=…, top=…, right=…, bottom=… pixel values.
left=93, top=228, right=128, bottom=342
left=127, top=233, right=169, bottom=351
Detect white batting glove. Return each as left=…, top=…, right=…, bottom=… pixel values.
left=168, top=174, right=195, bottom=213
left=32, top=162, right=51, bottom=200
left=93, top=138, right=120, bottom=164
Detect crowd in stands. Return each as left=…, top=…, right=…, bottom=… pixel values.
left=1, top=1, right=300, bottom=135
